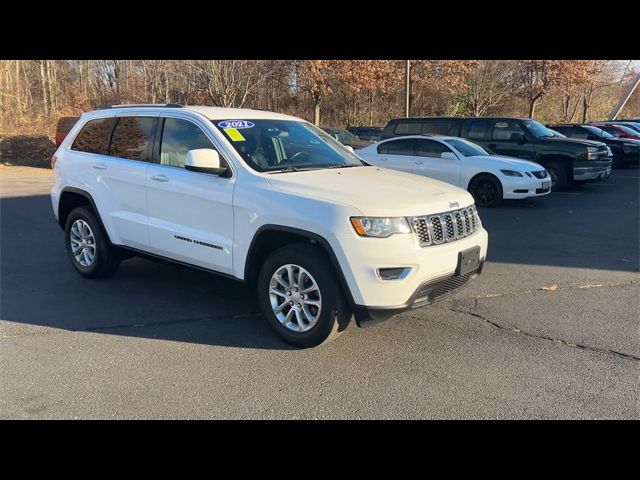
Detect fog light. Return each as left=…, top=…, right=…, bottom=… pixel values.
left=377, top=267, right=411, bottom=280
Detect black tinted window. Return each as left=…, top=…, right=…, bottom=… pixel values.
left=421, top=119, right=452, bottom=135
left=160, top=118, right=214, bottom=168
left=464, top=120, right=490, bottom=141
left=417, top=139, right=453, bottom=158
left=71, top=118, right=116, bottom=155
left=394, top=122, right=422, bottom=135
left=492, top=120, right=525, bottom=141
left=110, top=117, right=156, bottom=161
left=384, top=139, right=415, bottom=156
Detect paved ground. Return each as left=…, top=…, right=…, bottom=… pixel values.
left=1, top=165, right=638, bottom=419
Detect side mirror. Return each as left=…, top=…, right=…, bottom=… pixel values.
left=441, top=151, right=458, bottom=160
left=510, top=132, right=526, bottom=143
left=184, top=149, right=228, bottom=176
left=344, top=145, right=355, bottom=153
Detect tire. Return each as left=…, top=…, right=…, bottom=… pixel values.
left=257, top=243, right=351, bottom=348
left=545, top=162, right=568, bottom=190
left=469, top=174, right=503, bottom=207
left=64, top=206, right=120, bottom=279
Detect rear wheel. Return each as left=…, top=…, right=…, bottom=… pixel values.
left=545, top=162, right=568, bottom=190
left=65, top=207, right=120, bottom=278
left=257, top=243, right=351, bottom=348
left=469, top=174, right=503, bottom=207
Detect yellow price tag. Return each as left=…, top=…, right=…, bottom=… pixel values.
left=224, top=127, right=246, bottom=142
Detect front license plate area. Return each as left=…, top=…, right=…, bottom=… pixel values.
left=457, top=246, right=480, bottom=276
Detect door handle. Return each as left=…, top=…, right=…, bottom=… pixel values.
left=415, top=161, right=424, bottom=165
left=379, top=158, right=387, bottom=161
left=92, top=163, right=107, bottom=170
left=151, top=174, right=169, bottom=182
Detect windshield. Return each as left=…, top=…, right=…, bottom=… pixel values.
left=583, top=126, right=614, bottom=138
left=523, top=120, right=556, bottom=138
left=214, top=119, right=364, bottom=172
left=443, top=138, right=491, bottom=156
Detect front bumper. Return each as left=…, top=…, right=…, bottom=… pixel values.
left=333, top=226, right=488, bottom=322
left=573, top=160, right=612, bottom=181
left=354, top=261, right=483, bottom=325
left=502, top=175, right=551, bottom=199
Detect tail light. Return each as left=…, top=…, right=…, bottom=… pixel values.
left=55, top=132, right=65, bottom=147
left=50, top=155, right=57, bottom=169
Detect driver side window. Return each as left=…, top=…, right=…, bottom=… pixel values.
left=492, top=121, right=525, bottom=141
left=417, top=139, right=453, bottom=158
left=160, top=118, right=216, bottom=169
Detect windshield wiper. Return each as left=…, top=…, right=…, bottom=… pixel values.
left=327, top=164, right=359, bottom=169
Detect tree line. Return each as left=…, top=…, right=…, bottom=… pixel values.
left=0, top=60, right=638, bottom=137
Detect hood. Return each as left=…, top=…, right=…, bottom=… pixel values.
left=469, top=155, right=544, bottom=170
left=543, top=137, right=606, bottom=148
left=266, top=166, right=474, bottom=217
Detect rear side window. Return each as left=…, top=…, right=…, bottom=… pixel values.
left=160, top=118, right=215, bottom=168
left=394, top=122, right=422, bottom=135
left=71, top=118, right=117, bottom=155
left=462, top=120, right=490, bottom=141
left=380, top=138, right=415, bottom=156
left=421, top=119, right=452, bottom=135
left=109, top=117, right=157, bottom=162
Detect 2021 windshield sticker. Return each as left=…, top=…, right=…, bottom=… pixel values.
left=218, top=120, right=254, bottom=129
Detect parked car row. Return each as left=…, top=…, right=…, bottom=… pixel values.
left=546, top=123, right=640, bottom=169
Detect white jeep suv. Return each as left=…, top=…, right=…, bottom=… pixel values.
left=51, top=105, right=488, bottom=347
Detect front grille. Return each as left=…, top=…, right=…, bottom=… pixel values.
left=532, top=170, right=547, bottom=179
left=414, top=270, right=477, bottom=305
left=410, top=205, right=481, bottom=247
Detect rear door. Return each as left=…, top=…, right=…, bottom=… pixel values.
left=69, top=115, right=157, bottom=250
left=413, top=139, right=461, bottom=186
left=146, top=116, right=235, bottom=274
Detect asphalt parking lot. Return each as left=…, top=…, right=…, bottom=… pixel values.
left=1, top=165, right=638, bottom=419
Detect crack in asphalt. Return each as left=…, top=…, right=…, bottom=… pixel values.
left=472, top=279, right=640, bottom=300
left=440, top=298, right=640, bottom=362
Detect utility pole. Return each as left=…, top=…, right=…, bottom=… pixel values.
left=405, top=60, right=411, bottom=117
left=609, top=70, right=640, bottom=120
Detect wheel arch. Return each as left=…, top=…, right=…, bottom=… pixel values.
left=466, top=171, right=502, bottom=192
left=244, top=225, right=357, bottom=310
left=58, top=187, right=112, bottom=244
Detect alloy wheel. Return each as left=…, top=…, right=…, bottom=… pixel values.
left=269, top=264, right=322, bottom=332
left=69, top=219, right=96, bottom=267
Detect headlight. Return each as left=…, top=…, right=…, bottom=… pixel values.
left=350, top=217, right=411, bottom=238
left=586, top=146, right=599, bottom=159
left=500, top=169, right=523, bottom=177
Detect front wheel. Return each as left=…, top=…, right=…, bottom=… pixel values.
left=546, top=162, right=568, bottom=190
left=257, top=243, right=351, bottom=348
left=469, top=174, right=503, bottom=207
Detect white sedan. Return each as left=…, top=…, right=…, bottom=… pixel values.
left=357, top=135, right=551, bottom=207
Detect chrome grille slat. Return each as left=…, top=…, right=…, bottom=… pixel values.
left=410, top=205, right=480, bottom=247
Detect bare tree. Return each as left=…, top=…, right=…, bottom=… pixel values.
left=458, top=60, right=514, bottom=116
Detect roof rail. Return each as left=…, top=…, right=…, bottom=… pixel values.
left=108, top=103, right=184, bottom=109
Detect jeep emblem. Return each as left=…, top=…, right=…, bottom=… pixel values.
left=449, top=201, right=460, bottom=209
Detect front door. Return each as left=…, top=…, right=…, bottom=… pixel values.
left=413, top=139, right=462, bottom=186
left=146, top=117, right=235, bottom=274
left=487, top=120, right=536, bottom=160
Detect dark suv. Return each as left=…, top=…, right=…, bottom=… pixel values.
left=548, top=124, right=640, bottom=169
left=347, top=126, right=382, bottom=142
left=382, top=117, right=612, bottom=189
